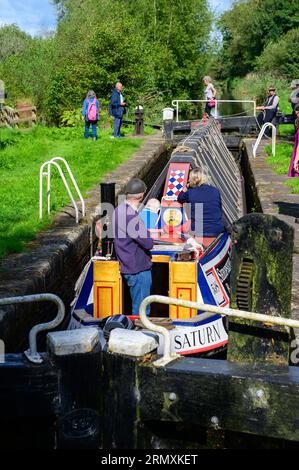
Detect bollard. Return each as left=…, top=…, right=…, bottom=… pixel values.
left=134, top=105, right=144, bottom=135
left=162, top=107, right=174, bottom=142
left=100, top=182, right=116, bottom=258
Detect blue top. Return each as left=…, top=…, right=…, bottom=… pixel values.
left=82, top=97, right=100, bottom=122
left=177, top=184, right=224, bottom=236
left=109, top=88, right=126, bottom=119
left=113, top=202, right=154, bottom=274
left=139, top=208, right=161, bottom=229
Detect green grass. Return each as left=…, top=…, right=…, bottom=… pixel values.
left=265, top=141, right=299, bottom=193
left=278, top=124, right=295, bottom=138
left=0, top=124, right=148, bottom=259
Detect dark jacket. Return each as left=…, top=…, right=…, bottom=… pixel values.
left=113, top=202, right=153, bottom=274
left=177, top=184, right=225, bottom=237
left=109, top=88, right=126, bottom=119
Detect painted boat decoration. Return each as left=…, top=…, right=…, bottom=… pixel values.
left=69, top=120, right=244, bottom=356
left=68, top=232, right=231, bottom=355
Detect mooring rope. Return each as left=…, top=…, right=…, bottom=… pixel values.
left=172, top=145, right=200, bottom=160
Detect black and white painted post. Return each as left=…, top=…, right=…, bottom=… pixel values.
left=163, top=107, right=174, bottom=142
left=134, top=105, right=144, bottom=135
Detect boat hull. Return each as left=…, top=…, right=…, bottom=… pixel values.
left=68, top=233, right=231, bottom=356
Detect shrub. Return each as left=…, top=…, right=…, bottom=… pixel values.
left=257, top=28, right=299, bottom=79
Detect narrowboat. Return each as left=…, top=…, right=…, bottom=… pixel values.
left=68, top=119, right=245, bottom=356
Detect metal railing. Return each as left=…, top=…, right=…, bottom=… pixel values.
left=39, top=157, right=85, bottom=224
left=171, top=99, right=257, bottom=122
left=0, top=293, right=65, bottom=363
left=139, top=295, right=298, bottom=367
left=253, top=122, right=276, bottom=158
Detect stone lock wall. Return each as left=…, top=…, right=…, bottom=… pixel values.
left=0, top=134, right=168, bottom=351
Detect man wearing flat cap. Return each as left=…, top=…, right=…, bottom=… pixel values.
left=113, top=178, right=153, bottom=316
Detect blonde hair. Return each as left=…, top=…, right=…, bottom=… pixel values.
left=188, top=167, right=209, bottom=187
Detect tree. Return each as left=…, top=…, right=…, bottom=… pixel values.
left=0, top=25, right=31, bottom=62
left=217, top=0, right=299, bottom=78
left=257, top=28, right=299, bottom=79
left=1, top=0, right=213, bottom=123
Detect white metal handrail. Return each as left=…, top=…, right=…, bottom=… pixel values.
left=171, top=99, right=257, bottom=122
left=51, top=157, right=85, bottom=217
left=39, top=157, right=85, bottom=223
left=0, top=293, right=65, bottom=363
left=139, top=295, right=297, bottom=367
left=253, top=122, right=276, bottom=158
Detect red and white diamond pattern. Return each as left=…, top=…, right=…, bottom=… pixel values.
left=165, top=170, right=186, bottom=198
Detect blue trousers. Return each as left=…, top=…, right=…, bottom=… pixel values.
left=84, top=120, right=98, bottom=139
left=123, top=269, right=152, bottom=316
left=114, top=117, right=122, bottom=137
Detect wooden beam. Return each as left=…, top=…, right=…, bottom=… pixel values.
left=138, top=357, right=299, bottom=442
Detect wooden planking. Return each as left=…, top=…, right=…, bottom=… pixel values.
left=137, top=357, right=299, bottom=442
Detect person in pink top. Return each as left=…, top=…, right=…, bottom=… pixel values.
left=288, top=104, right=299, bottom=177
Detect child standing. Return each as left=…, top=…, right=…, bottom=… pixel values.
left=82, top=90, right=100, bottom=141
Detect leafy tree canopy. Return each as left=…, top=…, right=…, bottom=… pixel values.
left=216, top=0, right=299, bottom=78
left=0, top=0, right=212, bottom=123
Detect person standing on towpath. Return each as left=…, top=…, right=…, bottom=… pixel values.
left=82, top=90, right=100, bottom=141
left=203, top=76, right=217, bottom=117
left=288, top=104, right=299, bottom=178
left=109, top=82, right=127, bottom=138
left=113, top=178, right=153, bottom=316
left=289, top=80, right=299, bottom=125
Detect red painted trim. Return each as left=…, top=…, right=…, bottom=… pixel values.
left=96, top=285, right=113, bottom=317
left=205, top=267, right=229, bottom=307
left=177, top=340, right=228, bottom=355
left=176, top=287, right=193, bottom=318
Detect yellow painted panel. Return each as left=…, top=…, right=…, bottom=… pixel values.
left=170, top=262, right=197, bottom=283
left=152, top=255, right=171, bottom=263
left=169, top=262, right=197, bottom=319
left=94, top=260, right=120, bottom=283
left=93, top=260, right=122, bottom=318
left=94, top=281, right=122, bottom=318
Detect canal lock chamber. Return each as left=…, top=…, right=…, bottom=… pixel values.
left=0, top=120, right=296, bottom=450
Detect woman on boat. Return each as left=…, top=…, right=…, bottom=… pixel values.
left=288, top=104, right=299, bottom=177
left=177, top=167, right=225, bottom=247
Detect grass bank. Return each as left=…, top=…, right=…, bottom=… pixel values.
left=265, top=142, right=299, bottom=193
left=0, top=125, right=148, bottom=260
